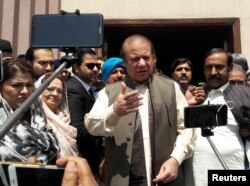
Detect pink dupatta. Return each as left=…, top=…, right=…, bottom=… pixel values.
left=37, top=75, right=78, bottom=158
left=42, top=101, right=78, bottom=158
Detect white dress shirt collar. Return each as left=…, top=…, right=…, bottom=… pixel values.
left=72, top=74, right=91, bottom=91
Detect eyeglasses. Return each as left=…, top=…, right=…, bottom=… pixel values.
left=85, top=63, right=101, bottom=70
left=229, top=80, right=245, bottom=85
left=44, top=87, right=64, bottom=95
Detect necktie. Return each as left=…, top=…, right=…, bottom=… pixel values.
left=88, top=88, right=95, bottom=101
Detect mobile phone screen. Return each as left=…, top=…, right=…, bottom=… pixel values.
left=8, top=165, right=64, bottom=186
left=31, top=13, right=104, bottom=48
left=184, top=104, right=228, bottom=128
left=0, top=163, right=10, bottom=186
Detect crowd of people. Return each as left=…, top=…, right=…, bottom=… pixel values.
left=0, top=36, right=250, bottom=186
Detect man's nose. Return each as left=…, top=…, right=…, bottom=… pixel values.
left=45, top=63, right=54, bottom=72
left=211, top=66, right=218, bottom=75
left=181, top=69, right=186, bottom=74
left=138, top=58, right=147, bottom=66
left=93, top=65, right=99, bottom=72
left=116, top=71, right=123, bottom=77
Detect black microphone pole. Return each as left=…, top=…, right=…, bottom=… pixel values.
left=201, top=128, right=229, bottom=170
left=0, top=61, right=68, bottom=140
left=206, top=136, right=229, bottom=170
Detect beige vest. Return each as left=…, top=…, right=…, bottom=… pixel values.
left=105, top=75, right=183, bottom=186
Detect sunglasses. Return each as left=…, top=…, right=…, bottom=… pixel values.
left=229, top=80, right=245, bottom=85
left=85, top=63, right=102, bottom=70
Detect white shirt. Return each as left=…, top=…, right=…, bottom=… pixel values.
left=71, top=74, right=97, bottom=99
left=85, top=81, right=194, bottom=184
left=185, top=82, right=245, bottom=186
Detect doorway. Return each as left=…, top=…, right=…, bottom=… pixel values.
left=103, top=18, right=241, bottom=84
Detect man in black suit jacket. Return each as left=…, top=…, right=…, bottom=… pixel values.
left=67, top=48, right=102, bottom=175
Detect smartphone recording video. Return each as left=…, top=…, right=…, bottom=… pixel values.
left=8, top=164, right=64, bottom=186
left=31, top=13, right=103, bottom=48
left=0, top=162, right=10, bottom=186
left=184, top=104, right=227, bottom=128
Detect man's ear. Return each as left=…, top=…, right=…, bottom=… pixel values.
left=152, top=55, right=157, bottom=64
left=228, top=63, right=233, bottom=72
left=72, top=63, right=79, bottom=73
left=171, top=72, right=174, bottom=79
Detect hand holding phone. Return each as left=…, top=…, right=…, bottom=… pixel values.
left=8, top=164, right=64, bottom=186
left=56, top=156, right=97, bottom=186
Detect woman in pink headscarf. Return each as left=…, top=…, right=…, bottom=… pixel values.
left=38, top=73, right=78, bottom=158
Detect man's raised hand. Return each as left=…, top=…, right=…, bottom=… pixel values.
left=113, top=82, right=143, bottom=116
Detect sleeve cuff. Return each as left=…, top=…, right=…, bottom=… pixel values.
left=105, top=104, right=121, bottom=127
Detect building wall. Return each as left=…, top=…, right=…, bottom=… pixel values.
left=0, top=0, right=60, bottom=56
left=0, top=0, right=250, bottom=64
left=61, top=0, right=250, bottom=66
